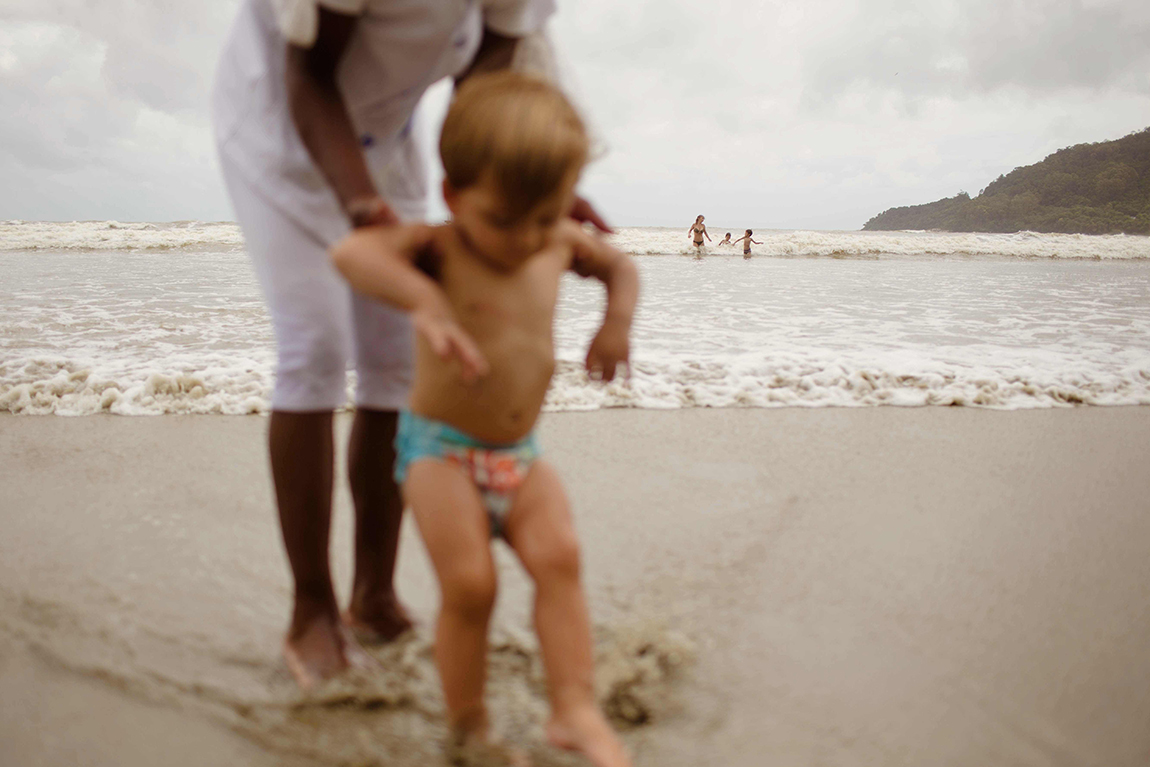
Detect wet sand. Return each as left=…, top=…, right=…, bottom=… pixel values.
left=2, top=408, right=1149, bottom=766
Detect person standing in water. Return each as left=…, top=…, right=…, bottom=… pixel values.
left=732, top=229, right=761, bottom=258
left=716, top=232, right=733, bottom=247
left=687, top=215, right=711, bottom=254
left=211, top=0, right=610, bottom=690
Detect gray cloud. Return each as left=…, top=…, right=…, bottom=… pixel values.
left=0, top=24, right=135, bottom=172
left=1, top=0, right=1147, bottom=227
left=803, top=0, right=1150, bottom=106
left=963, top=1, right=1150, bottom=92
left=0, top=1, right=237, bottom=220
left=2, top=0, right=236, bottom=112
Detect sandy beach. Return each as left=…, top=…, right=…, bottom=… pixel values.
left=3, top=407, right=1150, bottom=766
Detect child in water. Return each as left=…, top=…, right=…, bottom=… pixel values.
left=332, top=72, right=638, bottom=767
left=716, top=232, right=733, bottom=247
left=732, top=229, right=762, bottom=258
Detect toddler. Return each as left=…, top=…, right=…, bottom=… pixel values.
left=332, top=71, right=637, bottom=767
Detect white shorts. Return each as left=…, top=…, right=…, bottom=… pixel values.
left=221, top=163, right=417, bottom=412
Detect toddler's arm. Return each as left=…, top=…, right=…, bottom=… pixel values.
left=331, top=225, right=488, bottom=381
left=568, top=226, right=639, bottom=382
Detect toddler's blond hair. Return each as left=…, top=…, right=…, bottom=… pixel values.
left=440, top=71, right=588, bottom=220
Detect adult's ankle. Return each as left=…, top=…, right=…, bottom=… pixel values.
left=289, top=592, right=340, bottom=637
left=348, top=586, right=400, bottom=616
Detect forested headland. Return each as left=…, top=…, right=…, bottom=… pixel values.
left=863, top=128, right=1150, bottom=235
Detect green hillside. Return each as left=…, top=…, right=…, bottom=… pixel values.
left=863, top=128, right=1150, bottom=235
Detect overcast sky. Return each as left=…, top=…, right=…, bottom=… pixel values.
left=2, top=0, right=1148, bottom=229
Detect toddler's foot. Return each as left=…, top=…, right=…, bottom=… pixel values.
left=448, top=727, right=532, bottom=767
left=546, top=704, right=631, bottom=767
left=343, top=593, right=414, bottom=645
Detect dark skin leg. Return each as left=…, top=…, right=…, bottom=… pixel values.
left=269, top=409, right=412, bottom=688
left=269, top=410, right=349, bottom=687
left=345, top=407, right=413, bottom=642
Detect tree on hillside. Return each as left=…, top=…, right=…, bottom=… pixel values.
left=864, top=127, right=1150, bottom=235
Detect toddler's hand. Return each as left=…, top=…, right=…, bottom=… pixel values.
left=569, top=196, right=613, bottom=235
left=413, top=307, right=489, bottom=384
left=585, top=322, right=630, bottom=382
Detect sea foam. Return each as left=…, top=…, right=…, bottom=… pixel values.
left=609, top=227, right=1150, bottom=260
left=4, top=221, right=1150, bottom=259
left=3, top=226, right=1149, bottom=415
left=4, top=352, right=1148, bottom=416
left=0, top=220, right=245, bottom=252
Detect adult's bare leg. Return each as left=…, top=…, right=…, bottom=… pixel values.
left=345, top=407, right=413, bottom=642
left=269, top=410, right=356, bottom=689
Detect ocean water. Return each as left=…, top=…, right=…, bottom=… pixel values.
left=3, top=220, right=1149, bottom=415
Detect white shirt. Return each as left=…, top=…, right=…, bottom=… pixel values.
left=212, top=0, right=555, bottom=244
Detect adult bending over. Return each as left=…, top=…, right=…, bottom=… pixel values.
left=212, top=0, right=606, bottom=689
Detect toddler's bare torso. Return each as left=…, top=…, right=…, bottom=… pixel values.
left=410, top=225, right=574, bottom=444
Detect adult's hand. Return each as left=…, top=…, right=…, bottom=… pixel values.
left=570, top=196, right=613, bottom=234
left=346, top=195, right=399, bottom=228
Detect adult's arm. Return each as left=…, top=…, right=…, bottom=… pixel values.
left=456, top=26, right=520, bottom=84
left=285, top=7, right=394, bottom=227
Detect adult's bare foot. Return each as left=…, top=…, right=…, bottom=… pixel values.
left=282, top=609, right=382, bottom=690
left=344, top=591, right=415, bottom=645
left=282, top=612, right=349, bottom=691
left=546, top=704, right=631, bottom=767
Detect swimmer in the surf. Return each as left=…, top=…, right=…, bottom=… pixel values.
left=731, top=229, right=761, bottom=258
left=716, top=232, right=733, bottom=247
left=687, top=215, right=710, bottom=254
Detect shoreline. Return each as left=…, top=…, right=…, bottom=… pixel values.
left=3, top=407, right=1149, bottom=765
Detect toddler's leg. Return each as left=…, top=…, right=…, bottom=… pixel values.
left=404, top=462, right=501, bottom=744
left=504, top=462, right=631, bottom=767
